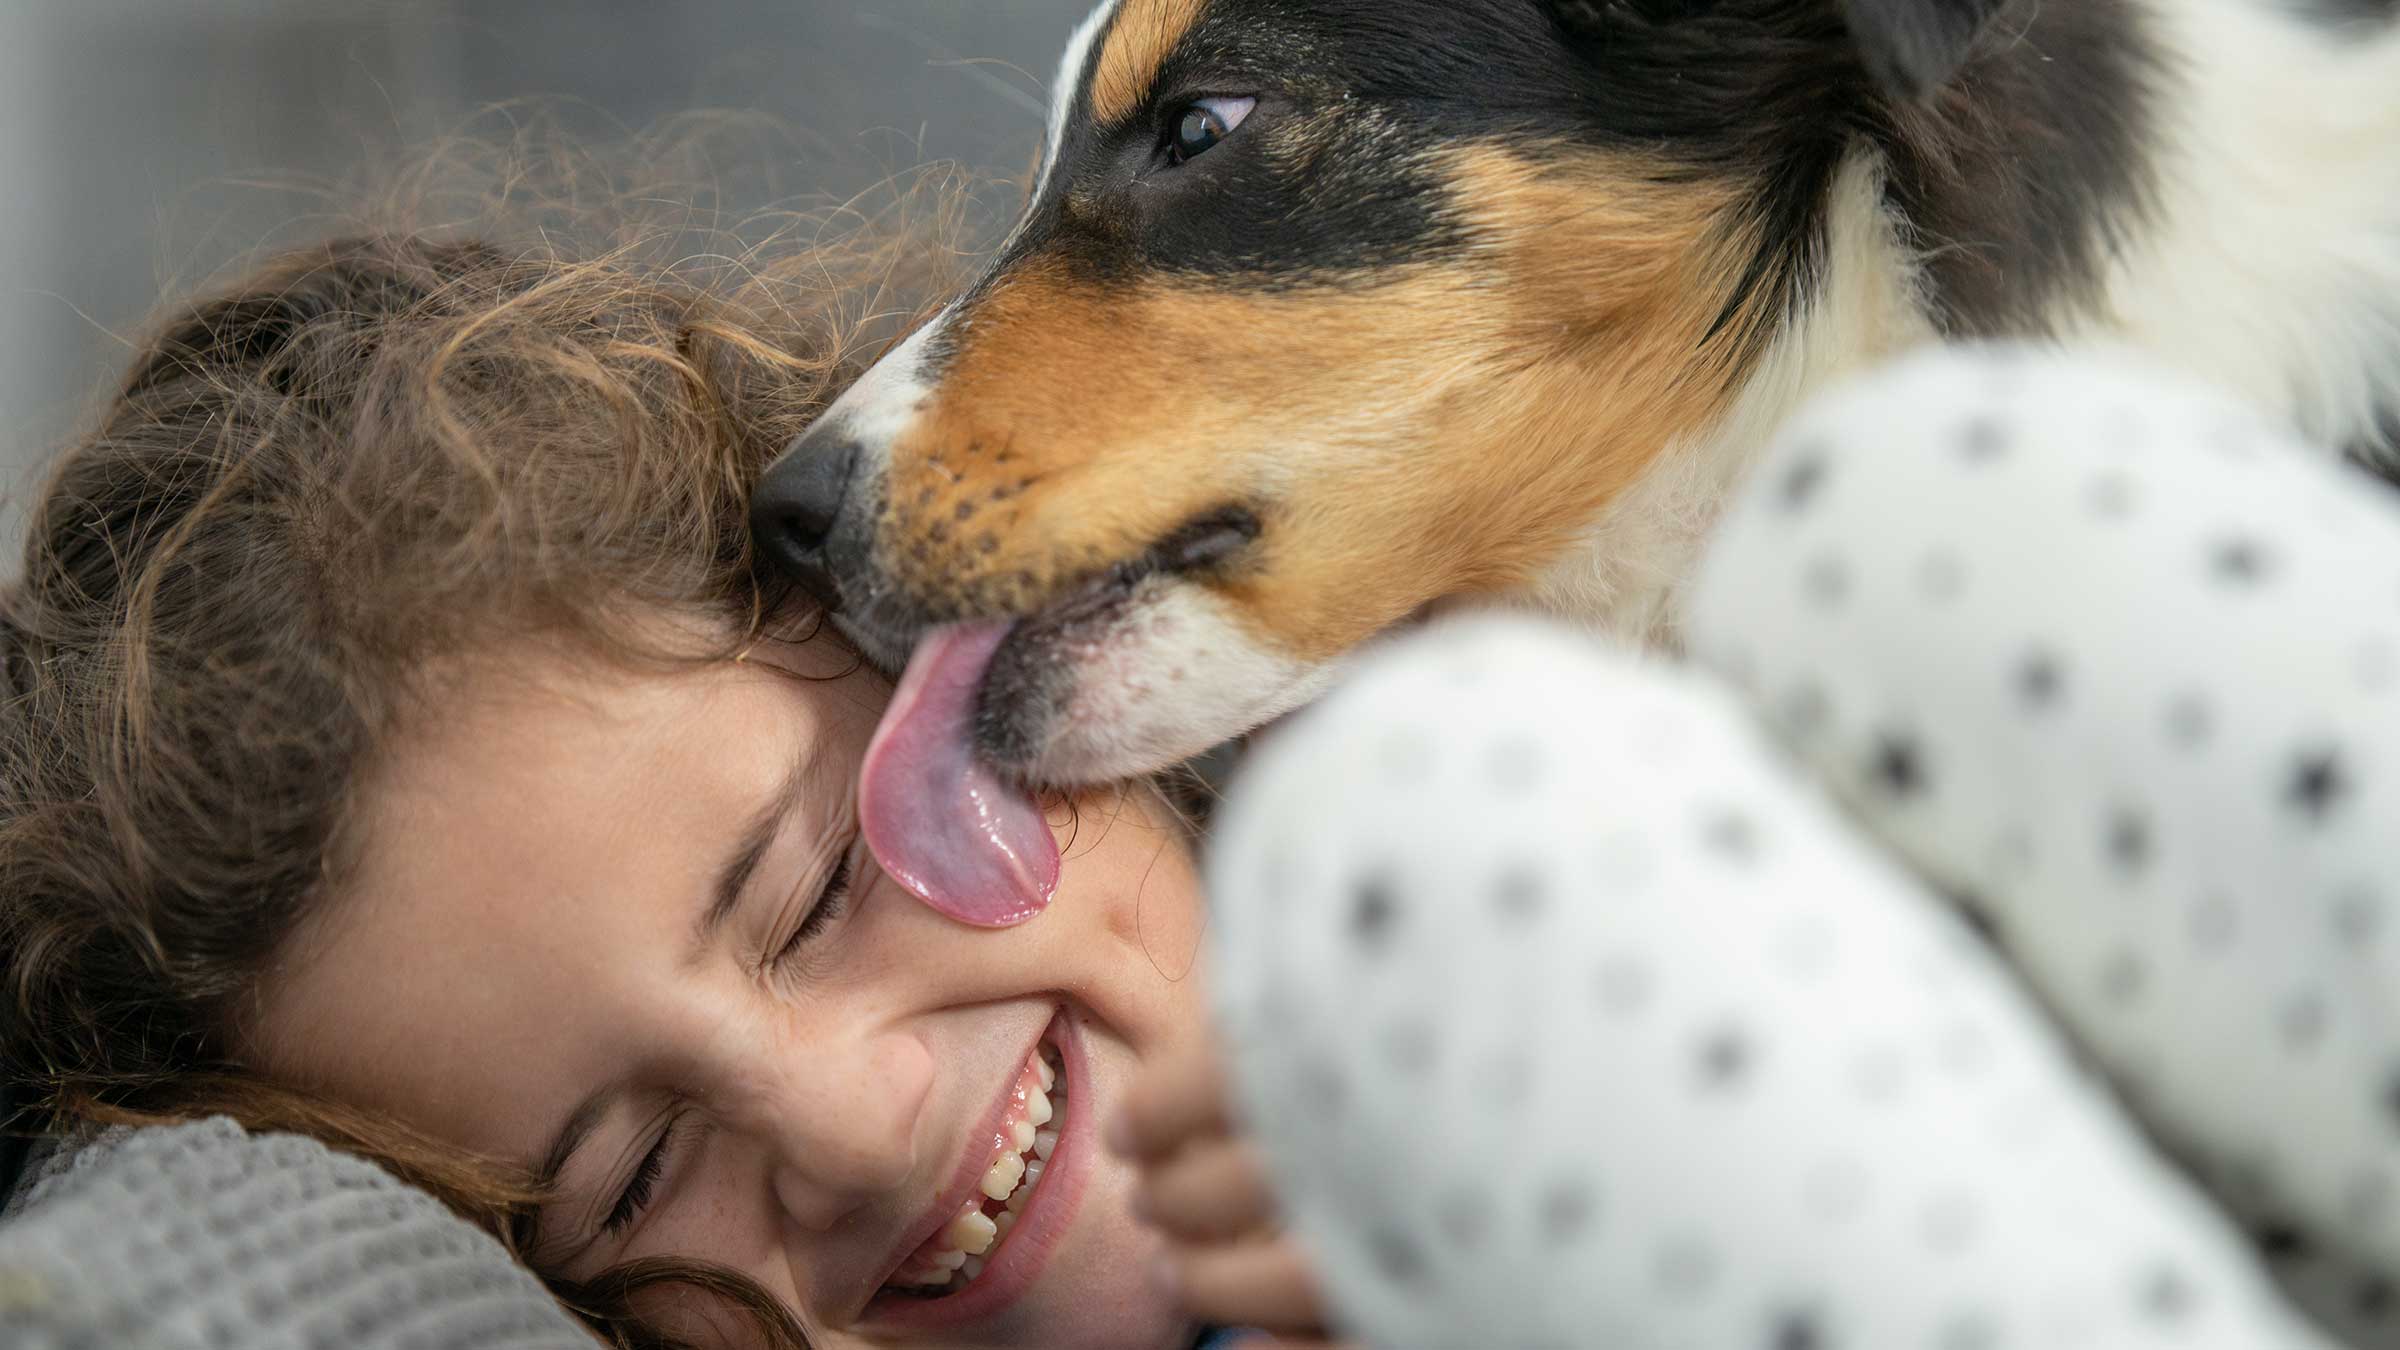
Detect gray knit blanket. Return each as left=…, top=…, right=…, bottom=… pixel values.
left=0, top=1118, right=590, bottom=1349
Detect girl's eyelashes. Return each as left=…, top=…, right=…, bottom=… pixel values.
left=603, top=1112, right=683, bottom=1236
left=772, top=847, right=854, bottom=970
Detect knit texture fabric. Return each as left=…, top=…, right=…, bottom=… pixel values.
left=0, top=1117, right=592, bottom=1350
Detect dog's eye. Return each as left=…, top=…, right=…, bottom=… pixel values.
left=1168, top=96, right=1255, bottom=164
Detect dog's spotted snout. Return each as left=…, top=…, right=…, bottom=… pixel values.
left=752, top=427, right=864, bottom=613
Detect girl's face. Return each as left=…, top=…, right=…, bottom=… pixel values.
left=249, top=633, right=1213, bottom=1348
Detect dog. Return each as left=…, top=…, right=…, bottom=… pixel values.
left=752, top=0, right=2400, bottom=787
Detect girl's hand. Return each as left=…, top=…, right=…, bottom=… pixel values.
left=1110, top=1042, right=1352, bottom=1349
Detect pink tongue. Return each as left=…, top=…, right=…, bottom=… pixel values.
left=860, top=622, right=1060, bottom=927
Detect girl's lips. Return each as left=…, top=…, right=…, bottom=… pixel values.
left=862, top=1008, right=1096, bottom=1333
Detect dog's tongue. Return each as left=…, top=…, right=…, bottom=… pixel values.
left=861, top=621, right=1059, bottom=928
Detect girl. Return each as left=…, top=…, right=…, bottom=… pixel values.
left=0, top=219, right=1321, bottom=1348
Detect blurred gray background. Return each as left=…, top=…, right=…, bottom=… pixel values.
left=0, top=0, right=1089, bottom=543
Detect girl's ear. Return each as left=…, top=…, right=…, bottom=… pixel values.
left=1837, top=0, right=2011, bottom=99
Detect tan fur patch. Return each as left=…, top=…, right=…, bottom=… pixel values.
left=883, top=143, right=1767, bottom=664
left=1090, top=0, right=1209, bottom=127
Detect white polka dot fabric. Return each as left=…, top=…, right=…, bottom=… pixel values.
left=1689, top=345, right=2400, bottom=1343
left=1204, top=346, right=2400, bottom=1350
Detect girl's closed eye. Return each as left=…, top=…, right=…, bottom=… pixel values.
left=770, top=845, right=855, bottom=973
left=603, top=1112, right=685, bottom=1236
left=598, top=848, right=859, bottom=1237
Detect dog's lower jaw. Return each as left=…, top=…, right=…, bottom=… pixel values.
left=1524, top=150, right=1937, bottom=644
left=976, top=580, right=1343, bottom=787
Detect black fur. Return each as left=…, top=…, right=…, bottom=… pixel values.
left=1879, top=0, right=2160, bottom=336
left=1539, top=0, right=2157, bottom=338
left=1839, top=0, right=2009, bottom=97
left=944, top=0, right=2157, bottom=377
left=979, top=0, right=1574, bottom=293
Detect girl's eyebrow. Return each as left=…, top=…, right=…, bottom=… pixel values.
left=689, top=747, right=822, bottom=963
left=537, top=1088, right=617, bottom=1195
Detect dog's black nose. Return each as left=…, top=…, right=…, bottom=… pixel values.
left=750, top=428, right=862, bottom=613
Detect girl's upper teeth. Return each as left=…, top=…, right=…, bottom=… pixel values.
left=945, top=1207, right=998, bottom=1255
left=982, top=1150, right=1026, bottom=1200
left=888, top=1041, right=1069, bottom=1294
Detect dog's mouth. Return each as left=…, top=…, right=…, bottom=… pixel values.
left=854, top=509, right=1259, bottom=926
left=859, top=621, right=1062, bottom=929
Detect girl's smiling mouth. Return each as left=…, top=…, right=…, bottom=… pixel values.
left=864, top=1008, right=1094, bottom=1330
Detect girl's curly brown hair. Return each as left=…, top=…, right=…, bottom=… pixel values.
left=0, top=129, right=977, bottom=1347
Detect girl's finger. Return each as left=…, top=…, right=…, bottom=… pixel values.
left=1109, top=1042, right=1232, bottom=1162
left=1161, top=1236, right=1328, bottom=1334
left=1136, top=1136, right=1278, bottom=1242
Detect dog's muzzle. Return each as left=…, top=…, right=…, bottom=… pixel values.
left=750, top=423, right=865, bottom=615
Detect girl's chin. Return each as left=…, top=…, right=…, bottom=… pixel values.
left=1013, top=1152, right=1187, bottom=1350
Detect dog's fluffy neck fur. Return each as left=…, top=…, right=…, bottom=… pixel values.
left=1528, top=0, right=2400, bottom=646
left=1528, top=150, right=1933, bottom=645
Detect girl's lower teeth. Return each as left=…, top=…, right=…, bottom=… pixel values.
left=885, top=1042, right=1067, bottom=1298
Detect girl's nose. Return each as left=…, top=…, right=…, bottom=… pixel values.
left=748, top=1028, right=933, bottom=1232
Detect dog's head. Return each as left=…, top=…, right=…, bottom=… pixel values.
left=755, top=0, right=2011, bottom=784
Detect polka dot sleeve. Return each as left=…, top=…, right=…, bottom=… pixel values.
left=1207, top=612, right=2336, bottom=1349
left=1686, top=345, right=2400, bottom=1343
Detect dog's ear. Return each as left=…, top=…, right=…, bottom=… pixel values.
left=1836, top=0, right=2010, bottom=99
